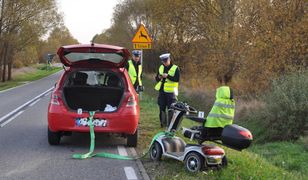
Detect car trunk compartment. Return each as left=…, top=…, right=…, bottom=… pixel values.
left=63, top=86, right=123, bottom=112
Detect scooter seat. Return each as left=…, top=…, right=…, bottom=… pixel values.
left=185, top=115, right=206, bottom=124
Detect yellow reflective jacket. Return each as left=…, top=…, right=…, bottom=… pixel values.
left=205, top=86, right=235, bottom=128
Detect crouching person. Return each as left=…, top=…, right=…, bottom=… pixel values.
left=201, top=75, right=235, bottom=141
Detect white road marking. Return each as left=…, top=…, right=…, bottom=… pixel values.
left=29, top=99, right=41, bottom=107
left=124, top=167, right=138, bottom=180
left=44, top=91, right=51, bottom=97
left=0, top=87, right=54, bottom=126
left=0, top=111, right=24, bottom=127
left=117, top=145, right=128, bottom=156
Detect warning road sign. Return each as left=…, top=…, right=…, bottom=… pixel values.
left=132, top=24, right=152, bottom=43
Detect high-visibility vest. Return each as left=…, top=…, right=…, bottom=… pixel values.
left=128, top=60, right=142, bottom=86
left=155, top=65, right=179, bottom=93
left=205, top=86, right=235, bottom=128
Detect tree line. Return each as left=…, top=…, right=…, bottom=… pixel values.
left=96, top=0, right=307, bottom=94
left=0, top=0, right=77, bottom=82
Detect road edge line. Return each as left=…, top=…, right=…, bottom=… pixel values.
left=0, top=111, right=24, bottom=127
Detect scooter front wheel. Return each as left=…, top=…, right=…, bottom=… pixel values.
left=149, top=142, right=162, bottom=161
left=185, top=152, right=205, bottom=172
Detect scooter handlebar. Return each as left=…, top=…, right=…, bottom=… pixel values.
left=187, top=106, right=197, bottom=114
left=170, top=102, right=198, bottom=114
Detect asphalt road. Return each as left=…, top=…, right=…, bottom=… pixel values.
left=0, top=71, right=146, bottom=180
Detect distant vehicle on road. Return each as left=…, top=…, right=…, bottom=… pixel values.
left=47, top=44, right=139, bottom=147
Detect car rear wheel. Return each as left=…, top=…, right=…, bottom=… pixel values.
left=48, top=128, right=61, bottom=145
left=127, top=129, right=138, bottom=147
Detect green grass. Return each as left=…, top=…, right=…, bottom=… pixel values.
left=0, top=64, right=61, bottom=91
left=137, top=77, right=306, bottom=179
left=250, top=142, right=308, bottom=176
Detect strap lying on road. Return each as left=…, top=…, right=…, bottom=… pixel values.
left=72, top=111, right=174, bottom=160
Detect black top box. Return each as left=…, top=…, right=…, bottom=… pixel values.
left=221, top=124, right=253, bottom=151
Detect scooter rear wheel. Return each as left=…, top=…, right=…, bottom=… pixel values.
left=222, top=156, right=228, bottom=167
left=149, top=142, right=162, bottom=161
left=185, top=152, right=205, bottom=172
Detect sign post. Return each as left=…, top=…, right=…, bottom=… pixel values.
left=46, top=53, right=55, bottom=70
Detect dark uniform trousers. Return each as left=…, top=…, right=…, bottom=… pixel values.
left=157, top=91, right=177, bottom=127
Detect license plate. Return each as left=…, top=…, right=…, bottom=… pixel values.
left=75, top=118, right=107, bottom=127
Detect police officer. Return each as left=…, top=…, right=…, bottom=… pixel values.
left=126, top=50, right=143, bottom=92
left=155, top=53, right=180, bottom=127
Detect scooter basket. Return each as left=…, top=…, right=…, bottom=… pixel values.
left=221, top=124, right=253, bottom=150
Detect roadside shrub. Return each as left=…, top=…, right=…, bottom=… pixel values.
left=13, top=59, right=24, bottom=68
left=243, top=72, right=308, bottom=142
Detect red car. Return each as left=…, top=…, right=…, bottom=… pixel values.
left=48, top=44, right=139, bottom=147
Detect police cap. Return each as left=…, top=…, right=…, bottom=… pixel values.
left=132, top=50, right=141, bottom=57
left=159, top=53, right=170, bottom=62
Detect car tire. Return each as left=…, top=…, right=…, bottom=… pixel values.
left=48, top=128, right=61, bottom=145
left=185, top=152, right=205, bottom=173
left=149, top=141, right=162, bottom=161
left=127, top=129, right=138, bottom=147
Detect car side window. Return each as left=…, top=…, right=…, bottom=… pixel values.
left=66, top=71, right=122, bottom=88
left=105, top=73, right=122, bottom=88
left=96, top=72, right=106, bottom=86
left=72, top=72, right=89, bottom=86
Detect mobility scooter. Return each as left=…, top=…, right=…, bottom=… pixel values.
left=149, top=102, right=253, bottom=172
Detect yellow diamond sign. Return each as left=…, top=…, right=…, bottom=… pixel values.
left=132, top=24, right=152, bottom=43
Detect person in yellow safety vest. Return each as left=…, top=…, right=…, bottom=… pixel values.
left=155, top=53, right=180, bottom=127
left=125, top=50, right=143, bottom=92
left=201, top=75, right=235, bottom=141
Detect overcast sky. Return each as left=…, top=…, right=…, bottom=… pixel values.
left=57, top=0, right=120, bottom=44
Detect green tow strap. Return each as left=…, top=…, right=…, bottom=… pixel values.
left=72, top=111, right=174, bottom=160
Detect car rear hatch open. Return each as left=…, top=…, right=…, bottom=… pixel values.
left=57, top=44, right=130, bottom=68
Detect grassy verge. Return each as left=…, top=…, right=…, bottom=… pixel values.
left=250, top=142, right=308, bottom=176
left=137, top=77, right=306, bottom=179
left=0, top=64, right=62, bottom=91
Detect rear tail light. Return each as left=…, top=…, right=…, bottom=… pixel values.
left=239, top=130, right=253, bottom=139
left=50, top=91, right=62, bottom=105
left=126, top=95, right=136, bottom=107
left=202, top=146, right=225, bottom=155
